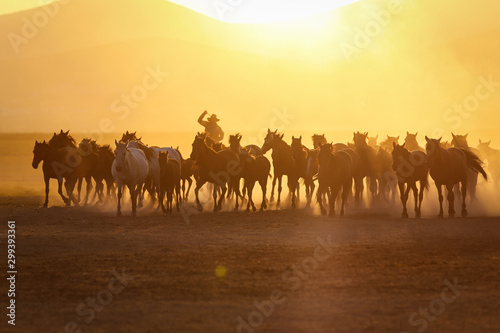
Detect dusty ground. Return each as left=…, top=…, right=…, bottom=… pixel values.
left=1, top=195, right=499, bottom=333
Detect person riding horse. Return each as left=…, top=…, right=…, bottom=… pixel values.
left=198, top=110, right=224, bottom=143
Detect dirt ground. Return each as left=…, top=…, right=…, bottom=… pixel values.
left=1, top=195, right=499, bottom=333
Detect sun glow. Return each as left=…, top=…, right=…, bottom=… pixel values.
left=167, top=0, right=360, bottom=23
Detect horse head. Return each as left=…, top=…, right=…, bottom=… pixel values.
left=191, top=133, right=207, bottom=160
left=451, top=133, right=469, bottom=148
left=391, top=143, right=408, bottom=171
left=261, top=129, right=277, bottom=153
left=353, top=131, right=368, bottom=148
left=114, top=139, right=129, bottom=172
left=425, top=136, right=442, bottom=165
left=312, top=134, right=327, bottom=149
left=32, top=140, right=48, bottom=169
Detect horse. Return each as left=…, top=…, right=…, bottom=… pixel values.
left=379, top=135, right=399, bottom=152
left=290, top=136, right=309, bottom=208
left=239, top=149, right=271, bottom=211
left=404, top=132, right=425, bottom=152
left=111, top=140, right=149, bottom=217
left=32, top=140, right=79, bottom=207
left=76, top=138, right=101, bottom=205
left=391, top=143, right=429, bottom=218
left=312, top=134, right=327, bottom=149
left=190, top=132, right=241, bottom=212
left=353, top=132, right=380, bottom=202
left=229, top=133, right=263, bottom=156
left=126, top=140, right=160, bottom=207
left=451, top=133, right=482, bottom=202
left=425, top=136, right=487, bottom=217
left=158, top=151, right=181, bottom=214
left=367, top=135, right=379, bottom=149
left=261, top=129, right=294, bottom=207
left=180, top=158, right=196, bottom=201
left=477, top=139, right=500, bottom=189
left=316, top=143, right=353, bottom=216
left=120, top=131, right=182, bottom=164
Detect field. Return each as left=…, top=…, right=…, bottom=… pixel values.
left=1, top=133, right=500, bottom=332
left=1, top=195, right=500, bottom=333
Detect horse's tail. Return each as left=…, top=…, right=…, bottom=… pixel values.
left=460, top=148, right=488, bottom=180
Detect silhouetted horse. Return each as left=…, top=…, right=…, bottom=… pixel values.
left=317, top=143, right=353, bottom=216
left=392, top=143, right=429, bottom=218
left=190, top=133, right=241, bottom=212
left=239, top=149, right=271, bottom=211
left=127, top=140, right=160, bottom=207
left=32, top=140, right=78, bottom=207
left=229, top=133, right=263, bottom=156
left=49, top=130, right=97, bottom=205
left=261, top=129, right=294, bottom=207
left=404, top=132, right=425, bottom=152
left=312, top=134, right=327, bottom=149
left=451, top=133, right=481, bottom=202
left=181, top=158, right=196, bottom=200
left=158, top=151, right=181, bottom=214
left=290, top=136, right=308, bottom=208
left=477, top=139, right=500, bottom=189
left=379, top=135, right=399, bottom=152
left=425, top=136, right=487, bottom=217
left=353, top=132, right=380, bottom=201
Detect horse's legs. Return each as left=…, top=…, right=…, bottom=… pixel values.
left=411, top=182, right=418, bottom=217
left=159, top=186, right=166, bottom=213
left=270, top=175, right=277, bottom=202
left=436, top=184, right=444, bottom=218
left=116, top=182, right=122, bottom=217
left=76, top=177, right=83, bottom=203
left=212, top=183, right=218, bottom=212
left=276, top=176, right=283, bottom=207
left=461, top=181, right=468, bottom=217
left=186, top=178, right=193, bottom=201
left=446, top=184, right=455, bottom=218
left=57, top=179, right=69, bottom=206
left=259, top=178, right=268, bottom=211
left=194, top=179, right=206, bottom=211
left=369, top=177, right=377, bottom=203
left=83, top=176, right=92, bottom=205
left=417, top=181, right=425, bottom=218
left=130, top=185, right=138, bottom=217
left=329, top=187, right=340, bottom=217
left=398, top=182, right=408, bottom=218
left=340, top=182, right=351, bottom=216
left=317, top=184, right=327, bottom=216
left=43, top=175, right=50, bottom=207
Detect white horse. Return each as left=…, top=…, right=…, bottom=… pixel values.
left=112, top=140, right=149, bottom=217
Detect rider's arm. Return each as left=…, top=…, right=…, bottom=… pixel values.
left=198, top=111, right=208, bottom=126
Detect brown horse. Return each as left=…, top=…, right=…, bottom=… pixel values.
left=290, top=136, right=308, bottom=208
left=32, top=140, right=78, bottom=207
left=451, top=133, right=481, bottom=202
left=49, top=130, right=97, bottom=205
left=158, top=151, right=181, bottom=214
left=392, top=143, right=429, bottom=218
left=404, top=132, right=425, bottom=152
left=353, top=132, right=379, bottom=201
left=379, top=135, right=399, bottom=152
left=190, top=132, right=241, bottom=212
left=239, top=149, right=271, bottom=211
left=317, top=143, right=353, bottom=216
left=180, top=158, right=196, bottom=201
left=425, top=136, right=487, bottom=217
left=229, top=133, right=263, bottom=156
left=261, top=129, right=294, bottom=207
left=477, top=139, right=500, bottom=189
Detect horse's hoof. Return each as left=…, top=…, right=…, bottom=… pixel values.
left=329, top=212, right=336, bottom=218
left=270, top=197, right=275, bottom=202
left=252, top=206, right=256, bottom=212
left=401, top=212, right=409, bottom=219
left=117, top=211, right=122, bottom=217
left=197, top=205, right=203, bottom=212
left=43, top=203, right=48, bottom=208
left=246, top=207, right=250, bottom=212
left=437, top=213, right=443, bottom=218
left=461, top=209, right=468, bottom=217
left=320, top=209, right=327, bottom=216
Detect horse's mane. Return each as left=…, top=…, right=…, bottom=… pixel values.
left=49, top=130, right=77, bottom=149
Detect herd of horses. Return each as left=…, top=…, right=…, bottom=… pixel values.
left=31, top=130, right=500, bottom=218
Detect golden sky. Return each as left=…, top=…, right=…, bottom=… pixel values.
left=0, top=0, right=499, bottom=145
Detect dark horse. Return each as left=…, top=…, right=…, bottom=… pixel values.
left=425, top=136, right=487, bottom=217
left=32, top=140, right=78, bottom=207
left=317, top=143, right=353, bottom=216
left=261, top=129, right=294, bottom=208
left=190, top=132, right=241, bottom=212
left=239, top=148, right=271, bottom=211
left=290, top=136, right=308, bottom=208
left=158, top=151, right=181, bottom=214
left=392, top=143, right=429, bottom=218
